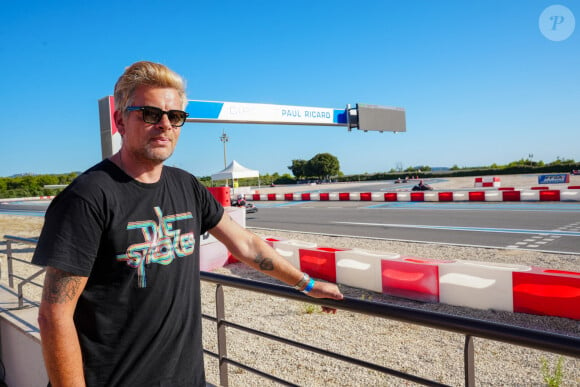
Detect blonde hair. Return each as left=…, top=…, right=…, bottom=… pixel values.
left=114, top=61, right=187, bottom=113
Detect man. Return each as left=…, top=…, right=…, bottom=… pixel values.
left=33, top=61, right=343, bottom=387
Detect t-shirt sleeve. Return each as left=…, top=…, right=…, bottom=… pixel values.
left=32, top=191, right=105, bottom=276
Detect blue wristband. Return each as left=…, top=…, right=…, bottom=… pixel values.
left=302, top=277, right=315, bottom=294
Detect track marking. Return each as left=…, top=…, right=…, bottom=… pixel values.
left=333, top=222, right=580, bottom=237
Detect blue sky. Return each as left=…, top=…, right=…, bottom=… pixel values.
left=1, top=1, right=578, bottom=178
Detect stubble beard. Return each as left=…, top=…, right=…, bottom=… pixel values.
left=134, top=142, right=176, bottom=165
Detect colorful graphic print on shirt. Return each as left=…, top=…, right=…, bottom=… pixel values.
left=116, top=206, right=195, bottom=287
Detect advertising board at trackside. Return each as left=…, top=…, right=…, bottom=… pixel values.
left=538, top=174, right=570, bottom=184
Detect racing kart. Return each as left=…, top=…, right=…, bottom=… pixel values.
left=231, top=198, right=258, bottom=214
left=411, top=183, right=433, bottom=191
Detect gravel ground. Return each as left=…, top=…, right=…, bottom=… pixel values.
left=2, top=174, right=579, bottom=386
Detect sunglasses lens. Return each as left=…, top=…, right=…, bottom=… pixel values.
left=168, top=111, right=187, bottom=126
left=142, top=107, right=163, bottom=124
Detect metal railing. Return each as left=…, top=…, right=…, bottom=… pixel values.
left=3, top=235, right=44, bottom=308
left=3, top=235, right=580, bottom=386
left=200, top=271, right=580, bottom=387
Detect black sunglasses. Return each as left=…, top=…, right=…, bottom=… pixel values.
left=126, top=106, right=189, bottom=127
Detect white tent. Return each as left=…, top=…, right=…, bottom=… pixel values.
left=211, top=160, right=259, bottom=181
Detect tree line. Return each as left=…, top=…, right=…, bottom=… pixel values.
left=0, top=173, right=78, bottom=199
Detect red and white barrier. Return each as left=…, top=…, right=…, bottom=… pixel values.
left=0, top=196, right=55, bottom=203
left=268, top=240, right=580, bottom=320
left=244, top=187, right=580, bottom=202
left=474, top=176, right=501, bottom=188
left=200, top=229, right=579, bottom=320
left=336, top=249, right=400, bottom=292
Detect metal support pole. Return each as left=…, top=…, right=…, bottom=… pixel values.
left=7, top=240, right=14, bottom=288
left=464, top=335, right=475, bottom=387
left=216, top=284, right=229, bottom=386
left=219, top=131, right=229, bottom=187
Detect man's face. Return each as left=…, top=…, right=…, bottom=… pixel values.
left=116, top=85, right=184, bottom=164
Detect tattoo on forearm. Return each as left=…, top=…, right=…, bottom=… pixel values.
left=43, top=269, right=82, bottom=304
left=253, top=253, right=274, bottom=271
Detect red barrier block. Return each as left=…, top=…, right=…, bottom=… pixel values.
left=299, top=247, right=345, bottom=283
left=438, top=192, right=453, bottom=202
left=502, top=190, right=521, bottom=201
left=320, top=193, right=330, bottom=201
left=498, top=187, right=515, bottom=191
left=410, top=192, right=424, bottom=202
left=339, top=192, right=350, bottom=201
left=267, top=193, right=276, bottom=201
left=381, top=257, right=453, bottom=303
left=207, top=187, right=231, bottom=207
left=284, top=193, right=294, bottom=201
left=384, top=192, right=398, bottom=202
left=539, top=190, right=560, bottom=201
left=360, top=192, right=372, bottom=201
left=469, top=191, right=485, bottom=201
left=301, top=193, right=311, bottom=201
left=531, top=186, right=548, bottom=190
left=513, top=267, right=580, bottom=320
left=252, top=193, right=261, bottom=201
left=568, top=186, right=580, bottom=189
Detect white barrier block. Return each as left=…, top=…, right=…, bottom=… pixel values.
left=350, top=193, right=362, bottom=201
left=260, top=194, right=269, bottom=201
left=452, top=192, right=468, bottom=201
left=328, top=192, right=339, bottom=201
left=275, top=193, right=285, bottom=201
left=293, top=193, right=303, bottom=201
left=273, top=239, right=317, bottom=269
left=520, top=190, right=540, bottom=201
left=397, top=192, right=411, bottom=202
left=200, top=241, right=229, bottom=271
left=424, top=192, right=439, bottom=202
left=561, top=191, right=580, bottom=201
left=226, top=207, right=246, bottom=228
left=439, top=260, right=531, bottom=312
left=309, top=192, right=320, bottom=201
left=336, top=249, right=400, bottom=292
left=484, top=191, right=502, bottom=202
left=371, top=192, right=384, bottom=201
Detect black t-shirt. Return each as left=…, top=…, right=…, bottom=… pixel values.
left=33, top=159, right=224, bottom=387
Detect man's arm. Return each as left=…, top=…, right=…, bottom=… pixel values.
left=37, top=267, right=88, bottom=387
left=209, top=213, right=343, bottom=301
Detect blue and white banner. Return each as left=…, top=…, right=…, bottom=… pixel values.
left=186, top=100, right=347, bottom=126
left=538, top=174, right=570, bottom=184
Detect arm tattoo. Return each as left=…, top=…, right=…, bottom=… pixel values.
left=253, top=253, right=274, bottom=271
left=43, top=269, right=82, bottom=304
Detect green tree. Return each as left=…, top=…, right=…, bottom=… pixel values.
left=307, top=153, right=340, bottom=180
left=288, top=159, right=308, bottom=179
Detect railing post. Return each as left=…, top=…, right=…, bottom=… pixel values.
left=216, top=284, right=229, bottom=387
left=7, top=240, right=14, bottom=288
left=464, top=335, right=475, bottom=387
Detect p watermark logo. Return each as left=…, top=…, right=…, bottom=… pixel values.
left=539, top=5, right=575, bottom=41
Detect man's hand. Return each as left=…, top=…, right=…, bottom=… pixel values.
left=307, top=281, right=343, bottom=314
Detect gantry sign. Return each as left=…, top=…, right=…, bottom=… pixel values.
left=98, top=97, right=406, bottom=159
